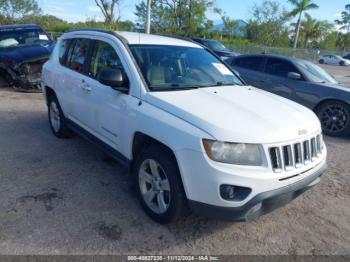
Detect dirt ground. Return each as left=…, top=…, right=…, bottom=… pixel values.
left=0, top=68, right=349, bottom=255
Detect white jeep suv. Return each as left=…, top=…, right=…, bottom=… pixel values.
left=42, top=30, right=327, bottom=224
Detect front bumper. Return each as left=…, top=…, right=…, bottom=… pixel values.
left=188, top=162, right=327, bottom=221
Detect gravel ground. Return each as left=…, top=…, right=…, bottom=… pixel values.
left=0, top=67, right=349, bottom=255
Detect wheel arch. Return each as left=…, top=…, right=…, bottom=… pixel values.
left=44, top=86, right=56, bottom=105
left=131, top=131, right=188, bottom=197
left=313, top=98, right=349, bottom=113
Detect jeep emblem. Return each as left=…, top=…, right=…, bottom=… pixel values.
left=298, top=129, right=308, bottom=135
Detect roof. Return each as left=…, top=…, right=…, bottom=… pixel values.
left=66, top=29, right=202, bottom=48
left=0, top=24, right=42, bottom=31
left=119, top=32, right=201, bottom=47
left=234, top=54, right=306, bottom=63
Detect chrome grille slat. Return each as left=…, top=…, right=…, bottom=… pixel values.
left=269, top=134, right=323, bottom=173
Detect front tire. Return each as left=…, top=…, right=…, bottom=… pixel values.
left=340, top=61, right=345, bottom=66
left=133, top=145, right=187, bottom=224
left=316, top=101, right=350, bottom=137
left=48, top=95, right=73, bottom=138
left=319, top=59, right=324, bottom=64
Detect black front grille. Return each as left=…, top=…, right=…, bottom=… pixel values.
left=269, top=134, right=323, bottom=173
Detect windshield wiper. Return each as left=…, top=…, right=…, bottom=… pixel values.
left=150, top=84, right=200, bottom=91
left=215, top=81, right=235, bottom=86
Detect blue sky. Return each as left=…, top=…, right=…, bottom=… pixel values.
left=36, top=0, right=349, bottom=24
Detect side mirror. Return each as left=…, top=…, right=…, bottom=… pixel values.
left=288, top=72, right=301, bottom=80
left=98, top=68, right=129, bottom=93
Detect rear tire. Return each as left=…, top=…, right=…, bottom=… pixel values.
left=319, top=59, right=324, bottom=64
left=48, top=95, right=73, bottom=138
left=133, top=145, right=187, bottom=224
left=316, top=100, right=350, bottom=137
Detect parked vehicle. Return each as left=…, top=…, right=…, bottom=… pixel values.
left=42, top=30, right=327, bottom=223
left=192, top=38, right=240, bottom=60
left=229, top=54, right=350, bottom=137
left=343, top=53, right=350, bottom=60
left=319, top=55, right=350, bottom=66
left=0, top=24, right=54, bottom=92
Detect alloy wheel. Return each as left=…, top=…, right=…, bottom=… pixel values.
left=319, top=104, right=350, bottom=133
left=138, top=159, right=171, bottom=214
left=49, top=101, right=61, bottom=133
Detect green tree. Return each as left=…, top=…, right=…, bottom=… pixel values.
left=247, top=1, right=290, bottom=46
left=287, top=0, right=319, bottom=49
left=94, top=0, right=121, bottom=23
left=336, top=32, right=350, bottom=53
left=0, top=0, right=41, bottom=19
left=221, top=16, right=238, bottom=39
left=134, top=0, right=214, bottom=36
left=335, top=4, right=350, bottom=33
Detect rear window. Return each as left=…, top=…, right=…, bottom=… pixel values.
left=233, top=57, right=264, bottom=71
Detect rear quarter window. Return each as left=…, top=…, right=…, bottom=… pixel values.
left=58, top=39, right=70, bottom=65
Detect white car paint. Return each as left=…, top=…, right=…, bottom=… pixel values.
left=319, top=55, right=350, bottom=66
left=42, top=31, right=327, bottom=218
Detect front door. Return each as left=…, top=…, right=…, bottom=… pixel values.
left=82, top=38, right=134, bottom=151
left=262, top=58, right=302, bottom=101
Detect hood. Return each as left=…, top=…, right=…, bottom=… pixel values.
left=144, top=85, right=321, bottom=144
left=0, top=43, right=54, bottom=65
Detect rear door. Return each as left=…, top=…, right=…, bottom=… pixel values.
left=230, top=56, right=267, bottom=88
left=61, top=38, right=93, bottom=129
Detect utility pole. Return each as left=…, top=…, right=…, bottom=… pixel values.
left=146, top=0, right=152, bottom=34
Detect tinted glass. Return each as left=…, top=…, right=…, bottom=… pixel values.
left=130, top=45, right=242, bottom=91
left=234, top=57, right=264, bottom=71
left=89, top=41, right=124, bottom=78
left=0, top=29, right=50, bottom=49
left=66, top=39, right=89, bottom=73
left=296, top=60, right=338, bottom=84
left=202, top=40, right=229, bottom=52
left=58, top=39, right=70, bottom=65
left=265, top=58, right=299, bottom=78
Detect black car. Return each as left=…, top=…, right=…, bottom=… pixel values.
left=343, top=53, right=350, bottom=60
left=192, top=38, right=240, bottom=61
left=0, top=24, right=55, bottom=92
left=229, top=54, right=350, bottom=137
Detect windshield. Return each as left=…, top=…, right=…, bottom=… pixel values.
left=296, top=60, right=338, bottom=84
left=202, top=40, right=229, bottom=52
left=130, top=45, right=242, bottom=91
left=0, top=29, right=51, bottom=49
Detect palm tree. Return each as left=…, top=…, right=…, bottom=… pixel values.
left=288, top=0, right=319, bottom=49
left=335, top=4, right=350, bottom=33
left=299, top=14, right=321, bottom=47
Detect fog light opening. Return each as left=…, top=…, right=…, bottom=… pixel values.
left=220, top=184, right=252, bottom=201
left=220, top=185, right=236, bottom=200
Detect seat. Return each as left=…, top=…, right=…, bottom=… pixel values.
left=147, top=66, right=165, bottom=86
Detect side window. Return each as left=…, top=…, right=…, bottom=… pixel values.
left=234, top=57, right=263, bottom=72
left=66, top=38, right=89, bottom=73
left=265, top=58, right=299, bottom=78
left=58, top=39, right=70, bottom=65
left=89, top=41, right=125, bottom=79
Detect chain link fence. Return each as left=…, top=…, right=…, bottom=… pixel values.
left=226, top=43, right=349, bottom=62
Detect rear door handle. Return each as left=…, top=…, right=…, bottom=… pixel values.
left=81, top=83, right=92, bottom=93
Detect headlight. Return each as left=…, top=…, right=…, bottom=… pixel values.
left=203, top=139, right=263, bottom=166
